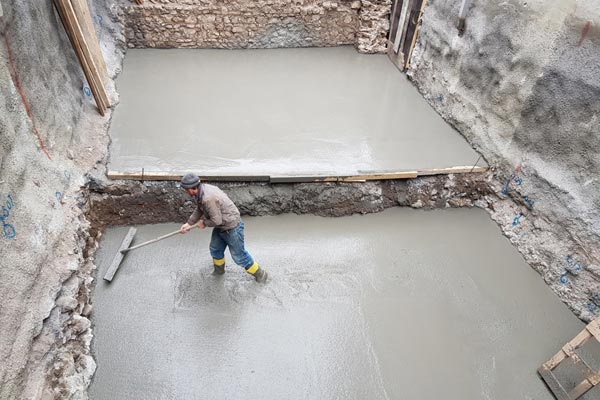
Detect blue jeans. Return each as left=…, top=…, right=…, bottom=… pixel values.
left=209, top=220, right=255, bottom=270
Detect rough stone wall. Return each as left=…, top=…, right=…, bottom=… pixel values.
left=408, top=0, right=600, bottom=320
left=86, top=173, right=495, bottom=229
left=357, top=0, right=391, bottom=53
left=0, top=1, right=124, bottom=398
left=122, top=0, right=391, bottom=52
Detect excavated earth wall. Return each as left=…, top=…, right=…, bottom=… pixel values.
left=121, top=0, right=391, bottom=53
left=0, top=1, right=122, bottom=398
left=408, top=0, right=600, bottom=321
left=85, top=173, right=495, bottom=230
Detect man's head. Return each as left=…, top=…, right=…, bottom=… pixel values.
left=180, top=173, right=201, bottom=196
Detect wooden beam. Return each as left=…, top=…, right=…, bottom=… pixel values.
left=107, top=165, right=488, bottom=183
left=271, top=172, right=418, bottom=183
left=388, top=0, right=402, bottom=52
left=404, top=0, right=428, bottom=70
left=346, top=171, right=419, bottom=181
left=63, top=0, right=110, bottom=108
left=54, top=0, right=109, bottom=114
left=54, top=0, right=105, bottom=115
left=395, top=0, right=413, bottom=54
left=106, top=171, right=271, bottom=182
left=71, top=0, right=110, bottom=93
left=417, top=165, right=487, bottom=175
left=387, top=1, right=406, bottom=70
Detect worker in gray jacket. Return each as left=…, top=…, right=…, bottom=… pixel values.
left=179, top=173, right=268, bottom=283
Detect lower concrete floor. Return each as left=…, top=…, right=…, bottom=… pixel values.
left=107, top=47, right=484, bottom=179
left=89, top=208, right=583, bottom=399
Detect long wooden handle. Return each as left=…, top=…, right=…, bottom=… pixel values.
left=121, top=225, right=197, bottom=253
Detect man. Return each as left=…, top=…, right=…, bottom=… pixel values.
left=179, top=173, right=268, bottom=283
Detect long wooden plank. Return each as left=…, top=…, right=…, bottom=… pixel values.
left=345, top=171, right=419, bottom=181
left=56, top=0, right=109, bottom=112
left=106, top=171, right=271, bottom=182
left=387, top=0, right=406, bottom=71
left=107, top=165, right=488, bottom=183
left=388, top=0, right=403, bottom=53
left=396, top=0, right=413, bottom=54
left=417, top=165, right=487, bottom=175
left=71, top=0, right=110, bottom=92
left=404, top=0, right=428, bottom=70
left=64, top=0, right=110, bottom=108
left=271, top=172, right=418, bottom=183
left=104, top=227, right=137, bottom=282
left=393, top=0, right=410, bottom=54
left=54, top=0, right=106, bottom=115
left=269, top=176, right=341, bottom=183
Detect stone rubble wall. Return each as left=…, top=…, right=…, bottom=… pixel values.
left=408, top=0, right=600, bottom=320
left=357, top=0, right=391, bottom=53
left=121, top=0, right=391, bottom=53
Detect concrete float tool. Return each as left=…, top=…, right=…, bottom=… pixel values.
left=104, top=225, right=198, bottom=282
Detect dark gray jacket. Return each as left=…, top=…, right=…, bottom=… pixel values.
left=187, top=184, right=241, bottom=230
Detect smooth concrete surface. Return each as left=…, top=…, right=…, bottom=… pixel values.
left=108, top=47, right=484, bottom=177
left=90, top=208, right=583, bottom=400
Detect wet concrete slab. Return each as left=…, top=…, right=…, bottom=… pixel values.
left=108, top=47, right=484, bottom=178
left=89, top=208, right=583, bottom=400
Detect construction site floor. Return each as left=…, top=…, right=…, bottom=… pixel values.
left=107, top=47, right=484, bottom=179
left=89, top=208, right=583, bottom=399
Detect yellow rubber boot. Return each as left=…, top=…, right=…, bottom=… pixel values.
left=246, top=262, right=268, bottom=283
left=213, top=258, right=226, bottom=275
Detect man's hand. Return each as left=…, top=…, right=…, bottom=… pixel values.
left=180, top=221, right=205, bottom=233
left=180, top=223, right=192, bottom=233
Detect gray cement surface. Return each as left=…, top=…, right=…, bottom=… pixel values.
left=108, top=47, right=483, bottom=177
left=90, top=208, right=583, bottom=399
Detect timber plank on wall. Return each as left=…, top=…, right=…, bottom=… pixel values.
left=387, top=0, right=427, bottom=71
